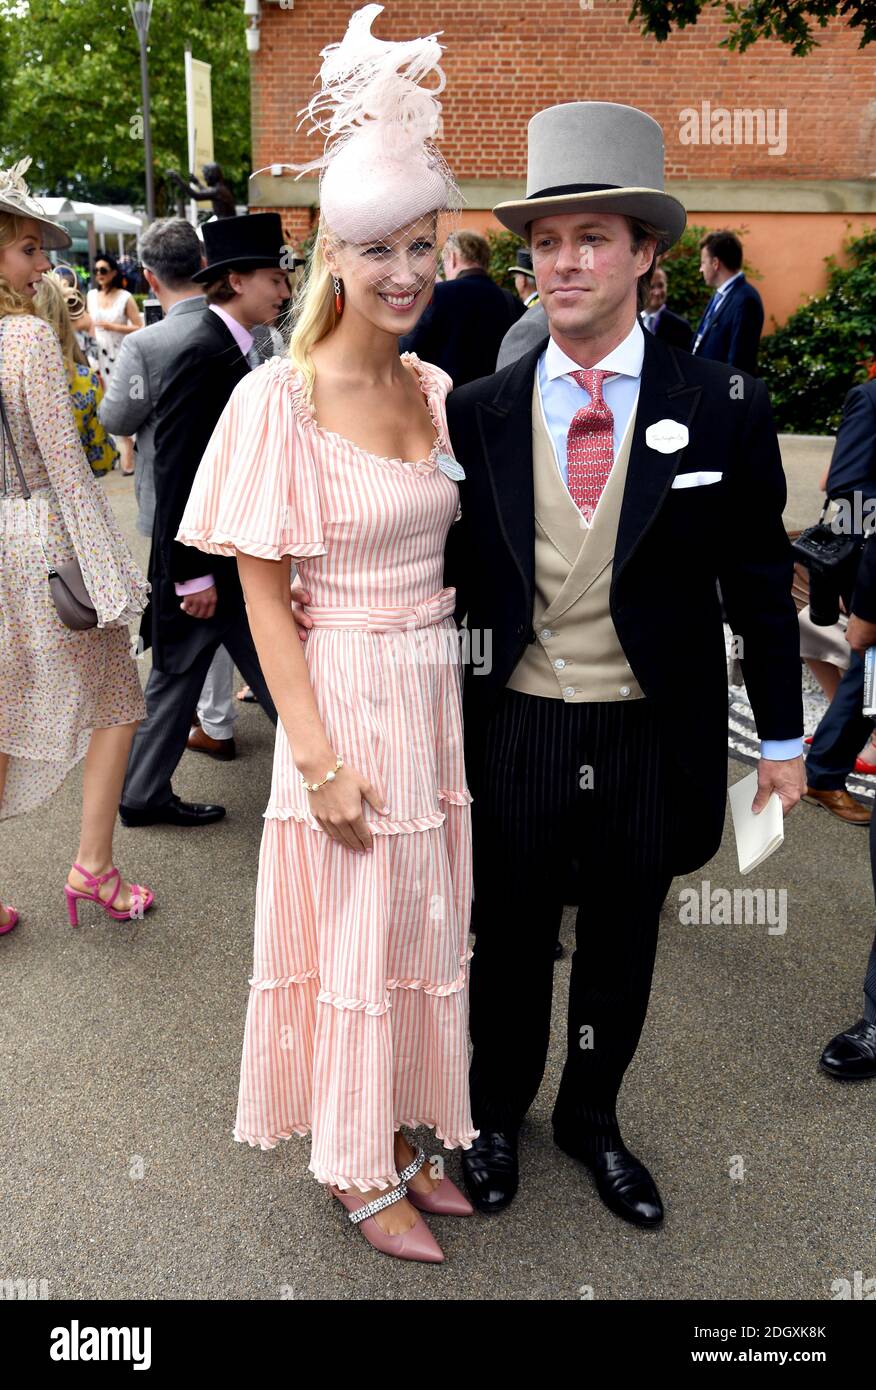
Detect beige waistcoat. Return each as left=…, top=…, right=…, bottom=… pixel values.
left=506, top=377, right=644, bottom=703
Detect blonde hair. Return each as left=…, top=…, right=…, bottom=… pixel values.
left=33, top=271, right=87, bottom=381
left=0, top=212, right=36, bottom=320
left=287, top=225, right=341, bottom=396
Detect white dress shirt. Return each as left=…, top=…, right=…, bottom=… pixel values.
left=534, top=319, right=800, bottom=763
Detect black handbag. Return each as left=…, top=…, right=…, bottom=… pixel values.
left=790, top=498, right=859, bottom=573
left=791, top=498, right=861, bottom=627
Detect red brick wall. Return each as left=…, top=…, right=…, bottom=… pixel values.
left=252, top=3, right=873, bottom=183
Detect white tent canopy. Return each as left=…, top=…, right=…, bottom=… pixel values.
left=39, top=199, right=144, bottom=261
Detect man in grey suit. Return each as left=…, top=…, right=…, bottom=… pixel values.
left=100, top=217, right=207, bottom=539
left=100, top=218, right=255, bottom=763
left=496, top=298, right=548, bottom=370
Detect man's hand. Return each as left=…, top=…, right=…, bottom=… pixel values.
left=752, top=755, right=805, bottom=816
left=290, top=583, right=313, bottom=643
left=846, top=613, right=876, bottom=656
left=180, top=584, right=218, bottom=620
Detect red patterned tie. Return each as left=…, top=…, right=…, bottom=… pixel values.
left=566, top=369, right=617, bottom=523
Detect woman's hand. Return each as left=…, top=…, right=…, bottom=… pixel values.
left=303, top=763, right=387, bottom=852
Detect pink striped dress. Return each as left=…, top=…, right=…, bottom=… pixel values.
left=177, top=352, right=478, bottom=1191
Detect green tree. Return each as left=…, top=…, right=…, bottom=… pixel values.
left=0, top=0, right=251, bottom=211
left=630, top=0, right=876, bottom=56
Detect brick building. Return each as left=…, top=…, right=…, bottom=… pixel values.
left=246, top=1, right=876, bottom=330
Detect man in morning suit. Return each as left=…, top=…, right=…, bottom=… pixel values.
left=119, top=214, right=290, bottom=827
left=444, top=103, right=804, bottom=1227
left=691, top=229, right=764, bottom=375
left=803, top=377, right=876, bottom=825
left=819, top=533, right=876, bottom=1079
left=639, top=264, right=691, bottom=350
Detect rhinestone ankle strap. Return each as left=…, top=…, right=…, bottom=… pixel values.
left=348, top=1183, right=408, bottom=1225
left=397, top=1146, right=426, bottom=1184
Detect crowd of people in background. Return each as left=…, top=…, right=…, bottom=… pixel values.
left=1, top=42, right=874, bottom=1271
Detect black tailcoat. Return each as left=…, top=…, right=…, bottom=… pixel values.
left=444, top=330, right=802, bottom=873
left=142, top=309, right=249, bottom=674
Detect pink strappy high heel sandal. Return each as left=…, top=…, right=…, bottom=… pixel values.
left=330, top=1177, right=445, bottom=1262
left=0, top=904, right=19, bottom=936
left=401, top=1145, right=474, bottom=1217
left=64, top=864, right=154, bottom=925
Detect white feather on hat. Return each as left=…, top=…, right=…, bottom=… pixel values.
left=0, top=157, right=72, bottom=250
left=257, top=5, right=459, bottom=245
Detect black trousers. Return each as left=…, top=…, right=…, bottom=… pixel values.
left=864, top=800, right=876, bottom=1024
left=467, top=689, right=675, bottom=1151
left=122, top=614, right=278, bottom=811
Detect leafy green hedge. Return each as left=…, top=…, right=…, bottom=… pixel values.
left=758, top=229, right=876, bottom=435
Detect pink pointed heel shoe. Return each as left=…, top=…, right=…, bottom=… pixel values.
left=64, top=863, right=155, bottom=926
left=0, top=904, right=19, bottom=936
left=330, top=1181, right=445, bottom=1262
left=401, top=1145, right=474, bottom=1217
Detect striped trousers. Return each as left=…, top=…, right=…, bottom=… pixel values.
left=467, top=688, right=677, bottom=1149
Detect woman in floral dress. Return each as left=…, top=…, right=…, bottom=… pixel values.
left=0, top=158, right=153, bottom=933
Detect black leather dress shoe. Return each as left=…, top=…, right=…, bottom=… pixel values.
left=461, top=1130, right=519, bottom=1214
left=119, top=794, right=226, bottom=828
left=554, top=1132, right=664, bottom=1227
left=820, top=1018, right=876, bottom=1080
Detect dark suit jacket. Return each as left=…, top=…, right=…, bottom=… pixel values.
left=399, top=267, right=520, bottom=388
left=827, top=380, right=876, bottom=507
left=444, top=330, right=802, bottom=873
left=694, top=275, right=764, bottom=376
left=143, top=308, right=250, bottom=674
left=852, top=534, right=876, bottom=622
left=642, top=305, right=692, bottom=351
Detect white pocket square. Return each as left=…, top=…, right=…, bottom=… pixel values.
left=671, top=471, right=723, bottom=489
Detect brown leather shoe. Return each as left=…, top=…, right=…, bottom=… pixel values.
left=803, top=787, right=871, bottom=824
left=187, top=724, right=236, bottom=761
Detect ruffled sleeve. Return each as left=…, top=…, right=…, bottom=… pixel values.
left=176, top=356, right=326, bottom=562
left=19, top=316, right=149, bottom=627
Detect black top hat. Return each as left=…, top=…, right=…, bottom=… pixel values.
left=192, top=212, right=288, bottom=283
left=503, top=248, right=536, bottom=280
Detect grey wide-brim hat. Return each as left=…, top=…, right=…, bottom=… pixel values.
left=0, top=158, right=72, bottom=250
left=493, top=102, right=686, bottom=251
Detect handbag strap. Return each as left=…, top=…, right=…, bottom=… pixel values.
left=0, top=318, right=57, bottom=577
left=0, top=320, right=31, bottom=501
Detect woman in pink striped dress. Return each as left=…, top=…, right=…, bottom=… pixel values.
left=177, top=7, right=478, bottom=1263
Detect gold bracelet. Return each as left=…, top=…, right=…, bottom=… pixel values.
left=301, top=756, right=344, bottom=793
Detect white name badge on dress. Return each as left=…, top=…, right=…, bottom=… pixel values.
left=645, top=419, right=689, bottom=454
left=436, top=452, right=466, bottom=481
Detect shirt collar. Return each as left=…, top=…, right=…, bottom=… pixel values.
left=208, top=302, right=254, bottom=355
left=167, top=293, right=205, bottom=318
left=545, top=318, right=645, bottom=384
left=716, top=271, right=743, bottom=297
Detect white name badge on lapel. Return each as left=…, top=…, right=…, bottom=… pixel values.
left=436, top=452, right=466, bottom=481
left=645, top=419, right=689, bottom=455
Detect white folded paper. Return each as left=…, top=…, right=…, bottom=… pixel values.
left=728, top=770, right=784, bottom=875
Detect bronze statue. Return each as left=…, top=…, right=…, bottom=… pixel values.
left=166, top=163, right=236, bottom=219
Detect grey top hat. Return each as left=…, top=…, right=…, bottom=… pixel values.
left=493, top=103, right=686, bottom=250
left=0, top=157, right=72, bottom=250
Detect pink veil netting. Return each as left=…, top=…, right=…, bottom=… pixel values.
left=253, top=4, right=461, bottom=245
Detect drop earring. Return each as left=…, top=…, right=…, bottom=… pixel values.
left=332, top=274, right=344, bottom=315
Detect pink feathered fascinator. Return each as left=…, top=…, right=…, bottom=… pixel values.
left=261, top=4, right=459, bottom=244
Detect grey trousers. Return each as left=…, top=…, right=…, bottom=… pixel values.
left=122, top=618, right=277, bottom=811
